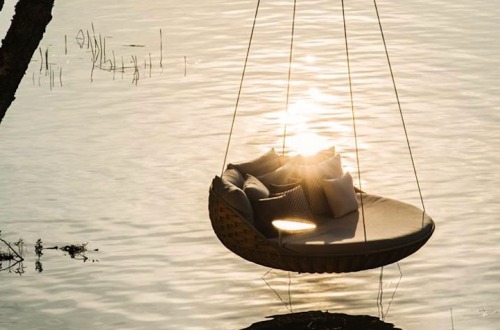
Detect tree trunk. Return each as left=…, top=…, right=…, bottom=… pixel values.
left=0, top=0, right=55, bottom=124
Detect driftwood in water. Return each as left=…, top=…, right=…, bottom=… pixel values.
left=0, top=0, right=55, bottom=123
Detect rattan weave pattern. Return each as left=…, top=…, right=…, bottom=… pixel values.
left=209, top=188, right=433, bottom=273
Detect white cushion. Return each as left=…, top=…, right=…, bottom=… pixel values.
left=323, top=172, right=358, bottom=218
left=289, top=153, right=344, bottom=215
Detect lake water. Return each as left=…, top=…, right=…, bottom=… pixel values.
left=0, top=0, right=499, bottom=329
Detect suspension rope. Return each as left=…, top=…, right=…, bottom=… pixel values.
left=341, top=0, right=367, bottom=242
left=221, top=0, right=262, bottom=175
left=372, top=0, right=426, bottom=220
left=282, top=0, right=298, bottom=155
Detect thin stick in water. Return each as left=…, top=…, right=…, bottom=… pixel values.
left=149, top=52, right=152, bottom=77
left=112, top=50, right=116, bottom=80
left=39, top=47, right=43, bottom=72
left=184, top=56, right=187, bottom=77
left=99, top=34, right=103, bottom=65
left=89, top=38, right=95, bottom=62
left=65, top=34, right=67, bottom=54
left=450, top=308, right=454, bottom=330
left=76, top=29, right=85, bottom=48
left=90, top=61, right=95, bottom=83
left=49, top=66, right=53, bottom=91
left=131, top=55, right=139, bottom=85
left=91, top=22, right=96, bottom=40
left=94, top=38, right=100, bottom=63
left=59, top=67, right=62, bottom=87
left=0, top=238, right=24, bottom=261
left=160, top=29, right=163, bottom=68
left=45, top=48, right=49, bottom=72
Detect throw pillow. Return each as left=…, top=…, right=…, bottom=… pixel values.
left=222, top=168, right=245, bottom=189
left=281, top=185, right=316, bottom=222
left=294, top=166, right=331, bottom=215
left=252, top=195, right=284, bottom=238
left=323, top=172, right=359, bottom=218
left=228, top=148, right=281, bottom=177
left=243, top=174, right=270, bottom=201
left=257, top=162, right=295, bottom=187
left=269, top=177, right=302, bottom=195
left=253, top=185, right=314, bottom=238
left=211, top=176, right=253, bottom=223
left=317, top=153, right=343, bottom=179
left=289, top=146, right=336, bottom=165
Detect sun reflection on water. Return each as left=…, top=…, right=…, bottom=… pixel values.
left=278, top=88, right=342, bottom=156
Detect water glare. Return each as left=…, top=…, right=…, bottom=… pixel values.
left=0, top=0, right=499, bottom=329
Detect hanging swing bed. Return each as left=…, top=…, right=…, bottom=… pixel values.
left=208, top=0, right=435, bottom=274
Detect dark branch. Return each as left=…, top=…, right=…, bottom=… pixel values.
left=0, top=0, right=55, bottom=123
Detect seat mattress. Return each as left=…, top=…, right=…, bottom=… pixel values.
left=281, top=194, right=434, bottom=256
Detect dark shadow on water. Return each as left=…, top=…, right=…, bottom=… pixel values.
left=262, top=264, right=403, bottom=321
left=242, top=311, right=402, bottom=330
left=256, top=265, right=404, bottom=329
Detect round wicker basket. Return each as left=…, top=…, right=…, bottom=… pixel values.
left=209, top=188, right=435, bottom=273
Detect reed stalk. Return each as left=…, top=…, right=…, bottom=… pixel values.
left=103, top=36, right=106, bottom=63
left=90, top=61, right=95, bottom=83
left=91, top=22, right=96, bottom=41
left=45, top=48, right=49, bottom=72
left=131, top=55, right=139, bottom=85
left=49, top=66, right=53, bottom=90
left=76, top=29, right=85, bottom=48
left=160, top=28, right=163, bottom=68
left=89, top=38, right=95, bottom=62
left=39, top=47, right=43, bottom=72
left=99, top=34, right=103, bottom=65
left=0, top=237, right=23, bottom=261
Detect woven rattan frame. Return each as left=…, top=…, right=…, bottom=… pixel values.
left=209, top=188, right=434, bottom=273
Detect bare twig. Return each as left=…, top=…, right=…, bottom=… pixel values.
left=0, top=237, right=24, bottom=260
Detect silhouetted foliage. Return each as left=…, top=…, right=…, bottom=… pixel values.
left=0, top=234, right=98, bottom=275
left=0, top=0, right=55, bottom=123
